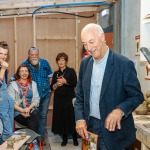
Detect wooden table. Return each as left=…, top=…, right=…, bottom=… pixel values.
left=134, top=115, right=150, bottom=150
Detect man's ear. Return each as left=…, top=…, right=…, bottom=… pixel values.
left=101, top=33, right=105, bottom=42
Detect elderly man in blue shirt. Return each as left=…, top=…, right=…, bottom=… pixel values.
left=74, top=23, right=144, bottom=150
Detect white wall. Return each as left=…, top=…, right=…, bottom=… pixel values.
left=122, top=0, right=150, bottom=93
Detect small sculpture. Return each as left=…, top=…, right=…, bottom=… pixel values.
left=7, top=138, right=14, bottom=149
left=21, top=132, right=26, bottom=139
left=135, top=101, right=149, bottom=115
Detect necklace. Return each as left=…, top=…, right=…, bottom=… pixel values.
left=56, top=70, right=66, bottom=79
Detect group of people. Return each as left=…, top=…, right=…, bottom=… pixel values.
left=0, top=42, right=78, bottom=148
left=0, top=44, right=53, bottom=149
left=0, top=23, right=144, bottom=150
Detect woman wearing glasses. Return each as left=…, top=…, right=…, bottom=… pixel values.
left=51, top=52, right=78, bottom=146
left=0, top=41, right=14, bottom=144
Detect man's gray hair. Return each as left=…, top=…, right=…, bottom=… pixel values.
left=28, top=47, right=39, bottom=53
left=82, top=23, right=104, bottom=36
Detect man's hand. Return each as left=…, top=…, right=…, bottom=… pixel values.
left=76, top=120, right=88, bottom=139
left=105, top=108, right=123, bottom=131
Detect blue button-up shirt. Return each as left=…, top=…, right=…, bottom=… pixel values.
left=89, top=48, right=109, bottom=119
left=22, top=58, right=53, bottom=98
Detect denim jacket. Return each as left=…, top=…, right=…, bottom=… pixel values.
left=0, top=77, right=14, bottom=141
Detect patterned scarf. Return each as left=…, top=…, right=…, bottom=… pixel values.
left=17, top=79, right=30, bottom=107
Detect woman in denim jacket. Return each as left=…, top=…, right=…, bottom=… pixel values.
left=0, top=41, right=14, bottom=143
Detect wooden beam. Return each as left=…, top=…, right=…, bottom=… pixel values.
left=0, top=7, right=98, bottom=18
left=0, top=6, right=98, bottom=14
left=0, top=0, right=115, bottom=10
left=36, top=35, right=76, bottom=40
left=75, top=13, right=79, bottom=73
left=0, top=0, right=117, bottom=18
left=14, top=17, right=17, bottom=70
left=106, top=0, right=118, bottom=3
left=33, top=15, right=36, bottom=46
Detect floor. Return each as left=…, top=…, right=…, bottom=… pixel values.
left=43, top=127, right=81, bottom=150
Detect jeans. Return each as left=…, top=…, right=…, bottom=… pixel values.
left=0, top=81, right=14, bottom=141
left=38, top=92, right=50, bottom=136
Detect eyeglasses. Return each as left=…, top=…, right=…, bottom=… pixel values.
left=28, top=47, right=39, bottom=52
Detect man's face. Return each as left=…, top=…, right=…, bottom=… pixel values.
left=28, top=50, right=39, bottom=65
left=0, top=47, right=8, bottom=64
left=81, top=29, right=105, bottom=61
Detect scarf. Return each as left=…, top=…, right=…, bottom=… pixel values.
left=17, top=79, right=30, bottom=107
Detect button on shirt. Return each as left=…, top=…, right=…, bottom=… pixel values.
left=90, top=48, right=109, bottom=119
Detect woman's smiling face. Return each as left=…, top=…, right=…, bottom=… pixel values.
left=19, top=67, right=29, bottom=80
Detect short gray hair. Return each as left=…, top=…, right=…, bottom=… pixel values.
left=81, top=23, right=104, bottom=36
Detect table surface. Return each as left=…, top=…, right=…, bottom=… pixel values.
left=0, top=135, right=30, bottom=150
left=134, top=115, right=150, bottom=133
left=133, top=115, right=150, bottom=149
left=0, top=128, right=39, bottom=150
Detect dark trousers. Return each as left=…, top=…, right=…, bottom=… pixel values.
left=88, top=117, right=134, bottom=150
left=15, top=109, right=39, bottom=133
left=88, top=117, right=107, bottom=150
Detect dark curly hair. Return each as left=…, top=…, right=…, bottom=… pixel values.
left=16, top=64, right=32, bottom=83
left=56, top=52, right=68, bottom=62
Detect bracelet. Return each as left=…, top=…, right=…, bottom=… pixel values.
left=0, top=78, right=4, bottom=84
left=54, top=84, right=57, bottom=89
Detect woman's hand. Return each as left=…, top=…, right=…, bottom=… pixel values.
left=57, top=76, right=67, bottom=86
left=23, top=107, right=30, bottom=115
left=21, top=107, right=31, bottom=117
left=53, top=82, right=58, bottom=90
